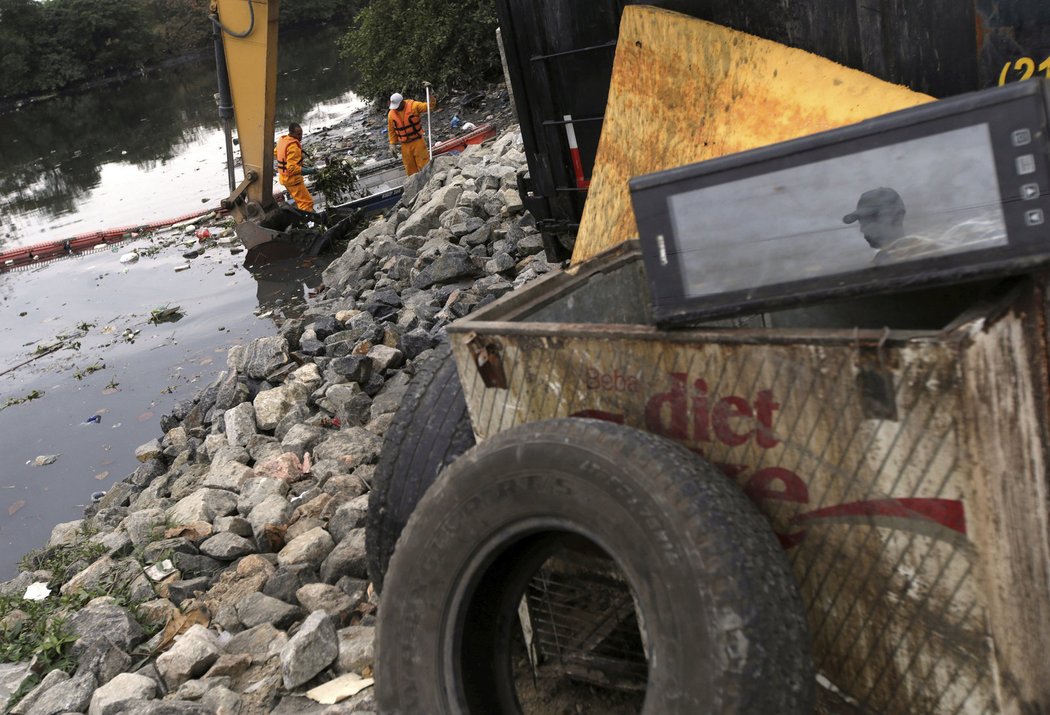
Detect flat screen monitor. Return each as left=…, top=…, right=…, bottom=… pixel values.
left=630, top=79, right=1050, bottom=325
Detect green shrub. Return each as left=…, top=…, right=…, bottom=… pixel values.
left=339, top=0, right=502, bottom=103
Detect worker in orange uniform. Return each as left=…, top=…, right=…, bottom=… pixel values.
left=388, top=83, right=435, bottom=176
left=274, top=122, right=316, bottom=212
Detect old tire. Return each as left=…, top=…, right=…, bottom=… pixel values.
left=366, top=341, right=475, bottom=593
left=376, top=418, right=814, bottom=714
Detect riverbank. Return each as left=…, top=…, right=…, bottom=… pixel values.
left=0, top=112, right=550, bottom=712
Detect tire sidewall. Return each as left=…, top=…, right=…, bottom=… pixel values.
left=378, top=430, right=756, bottom=714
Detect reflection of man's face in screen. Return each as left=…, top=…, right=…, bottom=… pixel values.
left=843, top=187, right=906, bottom=249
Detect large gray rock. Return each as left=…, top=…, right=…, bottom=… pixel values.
left=88, top=672, right=157, bottom=715
left=47, top=519, right=84, bottom=547
left=167, top=489, right=237, bottom=525
left=295, top=583, right=354, bottom=623
left=118, top=508, right=163, bottom=545
left=226, top=623, right=287, bottom=664
left=277, top=527, right=334, bottom=569
left=60, top=556, right=123, bottom=596
left=248, top=494, right=295, bottom=545
left=264, top=564, right=320, bottom=605
left=367, top=344, right=404, bottom=372
left=320, top=528, right=367, bottom=583
left=238, top=477, right=289, bottom=515
left=7, top=669, right=67, bottom=715
left=253, top=382, right=311, bottom=431
left=336, top=625, right=376, bottom=675
left=280, top=424, right=327, bottom=459
left=199, top=532, right=255, bottom=560
left=327, top=496, right=369, bottom=544
left=70, top=602, right=146, bottom=653
left=0, top=662, right=33, bottom=712
left=236, top=591, right=303, bottom=630
left=280, top=611, right=338, bottom=690
left=223, top=402, right=257, bottom=448
left=312, top=428, right=383, bottom=469
left=26, top=672, right=96, bottom=715
left=412, top=252, right=479, bottom=289
left=202, top=460, right=254, bottom=492
left=155, top=625, right=222, bottom=689
left=233, top=336, right=290, bottom=379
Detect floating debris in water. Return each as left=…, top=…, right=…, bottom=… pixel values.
left=31, top=454, right=59, bottom=466
left=150, top=306, right=184, bottom=324
left=174, top=263, right=191, bottom=272
left=119, top=251, right=139, bottom=264
left=90, top=491, right=106, bottom=502
left=85, top=415, right=102, bottom=424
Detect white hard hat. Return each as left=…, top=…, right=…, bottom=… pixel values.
left=389, top=93, right=403, bottom=110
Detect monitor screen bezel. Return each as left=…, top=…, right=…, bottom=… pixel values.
left=630, top=79, right=1050, bottom=325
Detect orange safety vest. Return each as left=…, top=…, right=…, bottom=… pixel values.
left=388, top=101, right=425, bottom=145
left=274, top=135, right=303, bottom=183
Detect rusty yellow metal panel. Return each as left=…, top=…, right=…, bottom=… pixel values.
left=448, top=252, right=1050, bottom=711
left=452, top=329, right=995, bottom=712
left=215, top=0, right=279, bottom=209
left=571, top=5, right=933, bottom=265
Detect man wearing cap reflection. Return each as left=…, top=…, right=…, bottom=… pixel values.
left=387, top=85, right=435, bottom=176
left=844, top=187, right=936, bottom=265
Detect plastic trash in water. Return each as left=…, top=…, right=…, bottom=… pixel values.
left=461, top=121, right=477, bottom=132
left=195, top=228, right=211, bottom=240
left=119, top=251, right=139, bottom=264
left=451, top=114, right=461, bottom=129
left=85, top=415, right=102, bottom=424
left=90, top=491, right=106, bottom=503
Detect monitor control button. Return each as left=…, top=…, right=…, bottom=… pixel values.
left=1024, top=208, right=1044, bottom=227
left=1022, top=183, right=1040, bottom=200
left=1012, top=128, right=1033, bottom=147
left=1017, top=154, right=1037, bottom=175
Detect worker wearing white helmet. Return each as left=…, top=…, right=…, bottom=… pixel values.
left=387, top=83, right=435, bottom=176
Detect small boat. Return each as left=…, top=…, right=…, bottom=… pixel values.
left=326, top=123, right=499, bottom=218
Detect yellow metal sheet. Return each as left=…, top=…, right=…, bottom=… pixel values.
left=217, top=0, right=280, bottom=208
left=571, top=6, right=934, bottom=264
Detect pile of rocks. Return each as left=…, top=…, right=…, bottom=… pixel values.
left=0, top=127, right=557, bottom=715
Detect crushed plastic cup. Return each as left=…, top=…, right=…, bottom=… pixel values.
left=451, top=114, right=461, bottom=129
left=195, top=228, right=211, bottom=240
left=85, top=415, right=102, bottom=424
left=90, top=491, right=106, bottom=503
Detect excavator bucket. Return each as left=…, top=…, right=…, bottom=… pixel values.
left=571, top=6, right=935, bottom=264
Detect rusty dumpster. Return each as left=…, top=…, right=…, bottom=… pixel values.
left=446, top=240, right=1050, bottom=713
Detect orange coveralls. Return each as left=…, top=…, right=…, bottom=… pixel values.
left=388, top=98, right=433, bottom=176
left=274, top=134, right=314, bottom=212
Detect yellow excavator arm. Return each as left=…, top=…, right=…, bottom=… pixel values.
left=210, top=0, right=283, bottom=248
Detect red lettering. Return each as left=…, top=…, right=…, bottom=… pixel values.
left=744, top=467, right=809, bottom=504
left=644, top=372, right=688, bottom=440
left=712, top=396, right=753, bottom=446
left=692, top=379, right=712, bottom=443
left=753, top=390, right=780, bottom=448
left=745, top=467, right=809, bottom=548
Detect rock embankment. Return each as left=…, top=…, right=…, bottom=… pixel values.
left=0, top=126, right=556, bottom=714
